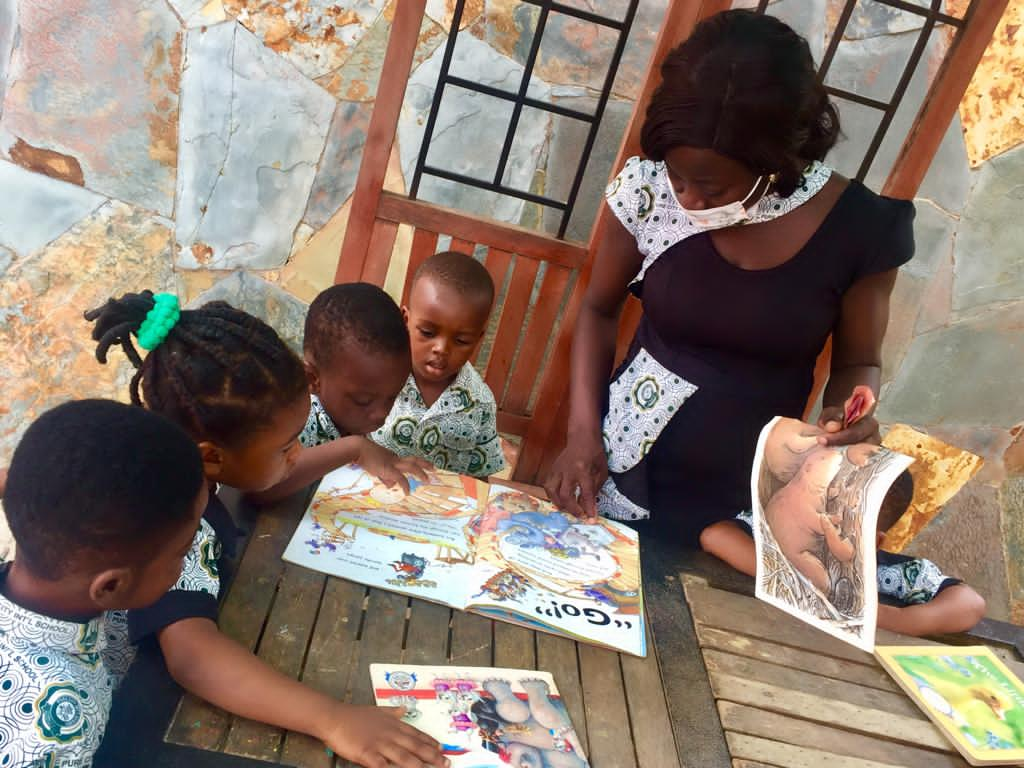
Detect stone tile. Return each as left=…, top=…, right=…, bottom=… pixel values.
left=952, top=143, right=1024, bottom=311
left=175, top=22, right=335, bottom=271
left=1002, top=476, right=1024, bottom=622
left=0, top=0, right=181, bottom=215
left=879, top=301, right=1024, bottom=428
left=825, top=28, right=971, bottom=215
left=879, top=271, right=925, bottom=389
left=224, top=0, right=387, bottom=80
left=317, top=5, right=445, bottom=101
left=905, top=199, right=955, bottom=279
left=282, top=198, right=352, bottom=304
left=399, top=34, right=551, bottom=225
left=167, top=0, right=228, bottom=27
left=844, top=0, right=930, bottom=40
left=189, top=270, right=308, bottom=354
left=915, top=251, right=953, bottom=335
left=425, top=0, right=484, bottom=31
left=304, top=100, right=373, bottom=229
left=923, top=424, right=1015, bottom=487
left=903, top=480, right=1010, bottom=621
left=0, top=202, right=176, bottom=462
left=0, top=161, right=106, bottom=257
left=0, top=246, right=12, bottom=276
left=0, top=0, right=15, bottom=119
left=958, top=0, right=1023, bottom=166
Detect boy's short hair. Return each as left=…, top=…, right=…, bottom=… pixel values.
left=413, top=250, right=495, bottom=310
left=876, top=470, right=914, bottom=533
left=4, top=399, right=204, bottom=579
left=304, top=283, right=409, bottom=365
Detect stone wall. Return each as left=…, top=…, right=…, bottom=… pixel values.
left=0, top=0, right=1022, bottom=617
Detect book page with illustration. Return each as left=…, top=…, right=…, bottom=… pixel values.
left=282, top=465, right=481, bottom=606
left=465, top=484, right=645, bottom=657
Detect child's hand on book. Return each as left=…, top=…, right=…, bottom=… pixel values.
left=357, top=438, right=432, bottom=495
left=319, top=703, right=449, bottom=768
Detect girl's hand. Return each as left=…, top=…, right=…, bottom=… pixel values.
left=817, top=386, right=880, bottom=447
left=545, top=430, right=608, bottom=519
left=318, top=703, right=449, bottom=768
left=356, top=439, right=431, bottom=494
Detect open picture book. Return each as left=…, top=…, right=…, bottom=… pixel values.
left=751, top=416, right=914, bottom=652
left=876, top=646, right=1024, bottom=765
left=282, top=465, right=645, bottom=656
left=370, top=663, right=589, bottom=767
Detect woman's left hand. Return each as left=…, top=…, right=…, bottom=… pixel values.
left=817, top=405, right=879, bottom=447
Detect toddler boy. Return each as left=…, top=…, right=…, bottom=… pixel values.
left=0, top=400, right=206, bottom=767
left=371, top=251, right=505, bottom=479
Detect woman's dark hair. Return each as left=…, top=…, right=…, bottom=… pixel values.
left=641, top=10, right=840, bottom=197
left=85, top=290, right=308, bottom=446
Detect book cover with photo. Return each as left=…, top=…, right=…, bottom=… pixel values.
left=282, top=465, right=645, bottom=656
left=370, top=664, right=589, bottom=767
left=751, top=416, right=913, bottom=652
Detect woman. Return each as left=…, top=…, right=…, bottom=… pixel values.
left=544, top=11, right=914, bottom=543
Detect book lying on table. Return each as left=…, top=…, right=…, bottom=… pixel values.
left=282, top=465, right=645, bottom=657
left=370, top=663, right=589, bottom=767
left=876, top=645, right=1024, bottom=766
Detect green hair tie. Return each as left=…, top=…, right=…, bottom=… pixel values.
left=136, top=293, right=181, bottom=351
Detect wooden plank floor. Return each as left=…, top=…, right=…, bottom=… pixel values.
left=166, top=508, right=680, bottom=768
left=683, top=575, right=1024, bottom=768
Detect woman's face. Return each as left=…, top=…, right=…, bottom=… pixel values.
left=663, top=146, right=763, bottom=211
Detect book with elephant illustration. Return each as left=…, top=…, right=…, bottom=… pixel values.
left=370, top=663, right=589, bottom=767
left=282, top=464, right=645, bottom=656
left=876, top=646, right=1024, bottom=765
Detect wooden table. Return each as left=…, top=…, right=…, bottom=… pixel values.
left=684, top=575, right=1024, bottom=768
left=117, top=488, right=685, bottom=768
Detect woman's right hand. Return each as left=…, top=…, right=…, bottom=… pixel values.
left=545, top=430, right=608, bottom=519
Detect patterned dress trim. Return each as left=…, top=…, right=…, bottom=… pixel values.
left=605, top=156, right=833, bottom=285
left=299, top=394, right=342, bottom=448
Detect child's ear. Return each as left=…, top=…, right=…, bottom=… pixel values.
left=400, top=305, right=409, bottom=324
left=198, top=441, right=226, bottom=481
left=303, top=356, right=321, bottom=395
left=88, top=567, right=135, bottom=610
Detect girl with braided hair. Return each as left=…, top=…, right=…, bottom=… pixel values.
left=85, top=290, right=447, bottom=768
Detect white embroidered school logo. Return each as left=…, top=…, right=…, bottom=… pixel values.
left=34, top=683, right=86, bottom=743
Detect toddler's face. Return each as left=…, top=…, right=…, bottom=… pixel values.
left=215, top=393, right=308, bottom=492
left=312, top=343, right=411, bottom=436
left=404, top=277, right=490, bottom=387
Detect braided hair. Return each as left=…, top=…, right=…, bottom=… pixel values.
left=85, top=290, right=308, bottom=447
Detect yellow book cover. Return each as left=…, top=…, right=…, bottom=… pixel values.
left=876, top=645, right=1024, bottom=765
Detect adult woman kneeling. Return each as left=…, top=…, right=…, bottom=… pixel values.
left=545, top=10, right=914, bottom=543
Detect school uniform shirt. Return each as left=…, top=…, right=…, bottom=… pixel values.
left=370, top=364, right=505, bottom=479
left=0, top=564, right=135, bottom=768
left=126, top=491, right=238, bottom=644
left=732, top=511, right=961, bottom=606
left=299, top=394, right=343, bottom=449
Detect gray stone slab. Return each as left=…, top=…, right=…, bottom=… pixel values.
left=0, top=245, right=12, bottom=276
left=905, top=198, right=956, bottom=280
left=399, top=34, right=552, bottom=226
left=303, top=100, right=372, bottom=229
left=188, top=269, right=308, bottom=354
left=844, top=0, right=931, bottom=40
left=953, top=143, right=1024, bottom=312
left=879, top=300, right=1024, bottom=428
left=166, top=0, right=227, bottom=27
left=0, top=160, right=106, bottom=256
left=175, top=22, right=335, bottom=270
left=0, top=0, right=15, bottom=120
left=0, top=0, right=181, bottom=215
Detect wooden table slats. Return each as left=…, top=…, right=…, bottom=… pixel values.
left=683, top=576, right=978, bottom=767
left=167, top=496, right=680, bottom=768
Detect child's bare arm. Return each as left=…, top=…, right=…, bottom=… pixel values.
left=0, top=467, right=6, bottom=497
left=819, top=514, right=856, bottom=563
left=876, top=584, right=986, bottom=637
left=249, top=437, right=429, bottom=505
left=700, top=522, right=757, bottom=577
left=158, top=618, right=447, bottom=768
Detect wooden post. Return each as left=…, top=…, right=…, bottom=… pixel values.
left=882, top=1, right=1011, bottom=199
left=336, top=0, right=428, bottom=285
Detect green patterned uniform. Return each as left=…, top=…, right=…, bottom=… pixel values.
left=370, top=364, right=505, bottom=479
left=0, top=565, right=135, bottom=767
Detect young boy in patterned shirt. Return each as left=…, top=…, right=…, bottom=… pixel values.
left=700, top=471, right=988, bottom=636
left=370, top=251, right=505, bottom=479
left=0, top=400, right=206, bottom=768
